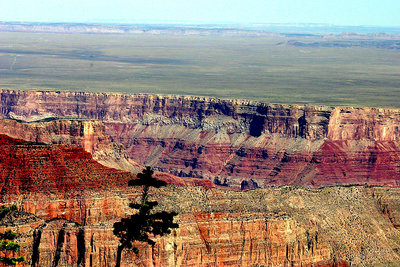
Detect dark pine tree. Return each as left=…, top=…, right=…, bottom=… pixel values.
left=0, top=229, right=25, bottom=266
left=113, top=167, right=179, bottom=267
left=0, top=205, right=25, bottom=266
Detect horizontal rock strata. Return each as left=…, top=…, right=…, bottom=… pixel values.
left=3, top=177, right=400, bottom=266
left=2, top=134, right=400, bottom=266
left=1, top=89, right=400, bottom=188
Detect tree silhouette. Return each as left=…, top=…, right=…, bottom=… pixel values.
left=0, top=206, right=17, bottom=221
left=0, top=205, right=25, bottom=266
left=0, top=205, right=26, bottom=267
left=0, top=229, right=25, bottom=266
left=113, top=167, right=178, bottom=267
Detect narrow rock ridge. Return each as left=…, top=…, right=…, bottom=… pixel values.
left=0, top=117, right=142, bottom=173
left=0, top=134, right=136, bottom=199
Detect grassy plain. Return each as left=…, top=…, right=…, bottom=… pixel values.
left=0, top=32, right=400, bottom=107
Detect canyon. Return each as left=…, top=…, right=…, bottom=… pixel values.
left=2, top=132, right=400, bottom=266
left=0, top=133, right=353, bottom=266
left=1, top=132, right=400, bottom=266
left=1, top=89, right=400, bottom=189
left=1, top=89, right=400, bottom=266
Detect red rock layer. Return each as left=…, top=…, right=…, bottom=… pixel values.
left=0, top=118, right=143, bottom=173
left=0, top=134, right=135, bottom=197
left=0, top=133, right=213, bottom=202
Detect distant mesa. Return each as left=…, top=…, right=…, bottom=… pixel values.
left=1, top=22, right=400, bottom=37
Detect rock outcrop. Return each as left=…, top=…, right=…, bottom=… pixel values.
left=3, top=173, right=400, bottom=265
left=1, top=89, right=400, bottom=189
left=0, top=118, right=141, bottom=173
left=0, top=134, right=135, bottom=198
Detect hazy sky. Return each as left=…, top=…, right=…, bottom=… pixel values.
left=0, top=0, right=399, bottom=27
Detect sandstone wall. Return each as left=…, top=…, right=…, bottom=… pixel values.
left=5, top=183, right=400, bottom=266
left=0, top=118, right=141, bottom=173
left=1, top=89, right=400, bottom=188
left=3, top=133, right=400, bottom=266
left=0, top=89, right=331, bottom=138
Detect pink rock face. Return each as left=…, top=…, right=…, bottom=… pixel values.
left=327, top=107, right=400, bottom=141
left=0, top=134, right=135, bottom=198
left=1, top=89, right=400, bottom=188
left=2, top=210, right=343, bottom=267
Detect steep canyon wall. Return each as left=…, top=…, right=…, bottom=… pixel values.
left=0, top=133, right=353, bottom=266
left=1, top=89, right=400, bottom=188
left=1, top=113, right=400, bottom=265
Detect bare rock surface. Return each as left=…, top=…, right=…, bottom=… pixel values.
left=1, top=89, right=400, bottom=188
left=1, top=134, right=400, bottom=266
left=4, top=180, right=400, bottom=266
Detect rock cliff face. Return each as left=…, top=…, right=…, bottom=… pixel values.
left=3, top=209, right=347, bottom=267
left=1, top=89, right=400, bottom=189
left=4, top=134, right=400, bottom=266
left=0, top=118, right=141, bottom=173
left=2, top=90, right=400, bottom=266
left=0, top=134, right=135, bottom=198
left=0, top=134, right=350, bottom=267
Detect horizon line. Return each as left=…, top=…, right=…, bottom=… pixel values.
left=1, top=20, right=400, bottom=29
